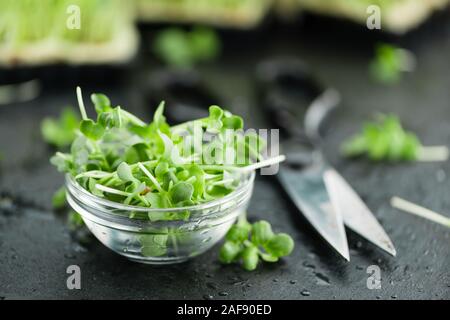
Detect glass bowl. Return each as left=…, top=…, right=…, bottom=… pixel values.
left=65, top=172, right=255, bottom=264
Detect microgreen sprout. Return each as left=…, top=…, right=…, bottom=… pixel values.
left=153, top=26, right=221, bottom=68
left=219, top=214, right=294, bottom=271
left=370, top=43, right=416, bottom=84
left=341, top=114, right=448, bottom=162
left=41, top=107, right=80, bottom=149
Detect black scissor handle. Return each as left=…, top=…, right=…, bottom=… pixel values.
left=256, top=57, right=326, bottom=141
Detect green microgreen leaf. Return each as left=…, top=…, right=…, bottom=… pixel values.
left=169, top=181, right=194, bottom=205
left=242, top=244, right=259, bottom=271
left=263, top=233, right=295, bottom=258
left=52, top=186, right=67, bottom=210
left=251, top=220, right=274, bottom=245
left=219, top=241, right=242, bottom=264
left=41, top=107, right=80, bottom=149
left=80, top=119, right=105, bottom=140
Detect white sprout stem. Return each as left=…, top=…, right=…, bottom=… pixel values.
left=55, top=151, right=71, bottom=161
left=237, top=155, right=286, bottom=172
left=210, top=178, right=235, bottom=186
left=390, top=196, right=450, bottom=228
left=75, top=170, right=112, bottom=180
left=76, top=86, right=88, bottom=120
left=200, top=155, right=286, bottom=172
left=120, top=109, right=146, bottom=127
left=416, top=146, right=449, bottom=162
left=137, top=162, right=163, bottom=193
left=95, top=184, right=130, bottom=197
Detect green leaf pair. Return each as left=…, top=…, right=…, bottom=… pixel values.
left=219, top=217, right=294, bottom=271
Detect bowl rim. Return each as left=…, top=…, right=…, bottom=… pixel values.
left=65, top=171, right=255, bottom=214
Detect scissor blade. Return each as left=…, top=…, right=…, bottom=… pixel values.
left=323, top=169, right=396, bottom=256
left=278, top=163, right=350, bottom=261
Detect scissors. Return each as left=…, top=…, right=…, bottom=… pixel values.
left=256, top=57, right=396, bottom=260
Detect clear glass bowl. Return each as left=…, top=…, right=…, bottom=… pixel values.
left=65, top=172, right=255, bottom=264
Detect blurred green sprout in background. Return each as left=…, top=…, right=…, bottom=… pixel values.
left=370, top=43, right=416, bottom=84
left=153, top=26, right=221, bottom=68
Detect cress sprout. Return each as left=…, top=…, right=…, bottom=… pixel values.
left=153, top=26, right=221, bottom=68
left=341, top=114, right=448, bottom=162
left=219, top=215, right=294, bottom=271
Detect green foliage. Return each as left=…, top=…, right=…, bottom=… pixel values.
left=219, top=216, right=294, bottom=271
left=153, top=26, right=221, bottom=68
left=41, top=107, right=80, bottom=149
left=67, top=210, right=84, bottom=230
left=341, top=114, right=421, bottom=161
left=370, top=43, right=411, bottom=84
left=0, top=0, right=131, bottom=46
left=52, top=186, right=67, bottom=210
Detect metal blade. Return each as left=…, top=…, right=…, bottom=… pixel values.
left=323, top=169, right=396, bottom=256
left=278, top=163, right=350, bottom=261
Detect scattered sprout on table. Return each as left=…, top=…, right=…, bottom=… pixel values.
left=341, top=114, right=448, bottom=162
left=391, top=196, right=450, bottom=229
left=219, top=215, right=294, bottom=271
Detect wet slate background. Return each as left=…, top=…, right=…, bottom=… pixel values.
left=0, top=14, right=449, bottom=300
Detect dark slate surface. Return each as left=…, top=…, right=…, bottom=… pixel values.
left=0, top=15, right=449, bottom=300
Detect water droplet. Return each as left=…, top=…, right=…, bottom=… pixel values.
left=64, top=253, right=76, bottom=259
left=300, top=289, right=311, bottom=296
left=290, top=280, right=297, bottom=284
left=391, top=295, right=397, bottom=299
left=314, top=272, right=330, bottom=286
left=123, top=248, right=128, bottom=253
left=206, top=282, right=218, bottom=290
left=205, top=273, right=212, bottom=278
left=356, top=241, right=363, bottom=249
left=376, top=296, right=381, bottom=299
left=273, top=278, right=279, bottom=283
left=203, top=294, right=213, bottom=300
left=202, top=237, right=212, bottom=243
left=218, top=291, right=228, bottom=297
